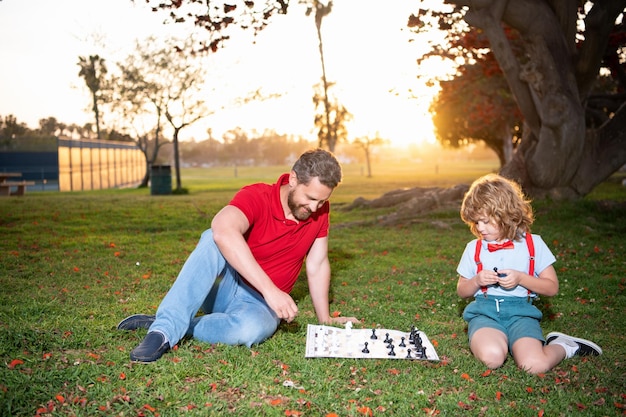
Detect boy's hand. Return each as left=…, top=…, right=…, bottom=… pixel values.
left=496, top=269, right=523, bottom=289
left=475, top=269, right=500, bottom=287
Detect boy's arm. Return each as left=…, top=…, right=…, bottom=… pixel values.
left=457, top=269, right=500, bottom=298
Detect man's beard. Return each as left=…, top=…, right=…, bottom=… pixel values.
left=287, top=190, right=312, bottom=221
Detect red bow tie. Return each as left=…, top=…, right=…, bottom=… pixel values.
left=487, top=241, right=514, bottom=252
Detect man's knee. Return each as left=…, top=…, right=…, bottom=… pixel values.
left=236, top=317, right=278, bottom=347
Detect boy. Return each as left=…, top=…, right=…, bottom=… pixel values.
left=456, top=174, right=601, bottom=374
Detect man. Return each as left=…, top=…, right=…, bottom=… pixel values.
left=117, top=149, right=358, bottom=362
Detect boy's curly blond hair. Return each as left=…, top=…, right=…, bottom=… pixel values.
left=460, top=174, right=534, bottom=241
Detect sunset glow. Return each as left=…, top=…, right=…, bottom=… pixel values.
left=0, top=0, right=453, bottom=148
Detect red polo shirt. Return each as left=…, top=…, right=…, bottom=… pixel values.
left=228, top=173, right=330, bottom=293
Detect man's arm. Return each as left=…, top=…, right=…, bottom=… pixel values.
left=211, top=205, right=299, bottom=322
left=306, top=236, right=359, bottom=325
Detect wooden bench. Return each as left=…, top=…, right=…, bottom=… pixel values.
left=0, top=181, right=35, bottom=196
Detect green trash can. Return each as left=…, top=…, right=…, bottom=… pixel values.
left=150, top=165, right=172, bottom=195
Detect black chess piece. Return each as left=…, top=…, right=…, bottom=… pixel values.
left=388, top=345, right=396, bottom=356
left=387, top=341, right=394, bottom=349
left=362, top=342, right=370, bottom=354
left=384, top=333, right=391, bottom=343
left=414, top=334, right=423, bottom=348
left=406, top=349, right=412, bottom=359
left=494, top=267, right=507, bottom=278
left=415, top=346, right=426, bottom=359
left=399, top=337, right=406, bottom=347
left=370, top=329, right=377, bottom=340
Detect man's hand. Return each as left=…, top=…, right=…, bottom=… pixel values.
left=265, top=288, right=299, bottom=323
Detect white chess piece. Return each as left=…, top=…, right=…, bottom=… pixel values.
left=345, top=320, right=353, bottom=336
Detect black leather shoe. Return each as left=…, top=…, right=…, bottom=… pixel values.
left=130, top=332, right=170, bottom=362
left=117, top=314, right=156, bottom=331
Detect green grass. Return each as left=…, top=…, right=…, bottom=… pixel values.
left=1, top=161, right=625, bottom=416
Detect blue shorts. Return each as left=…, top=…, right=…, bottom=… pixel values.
left=462, top=295, right=545, bottom=352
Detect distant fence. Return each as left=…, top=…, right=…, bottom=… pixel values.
left=58, top=138, right=145, bottom=192
left=0, top=137, right=145, bottom=192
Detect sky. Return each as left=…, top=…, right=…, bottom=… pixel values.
left=0, top=0, right=450, bottom=147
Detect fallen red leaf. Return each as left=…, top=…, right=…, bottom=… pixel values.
left=357, top=406, right=373, bottom=416
left=458, top=401, right=472, bottom=410
left=8, top=359, right=24, bottom=369
left=481, top=369, right=492, bottom=377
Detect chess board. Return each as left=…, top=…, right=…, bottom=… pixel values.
left=305, top=324, right=439, bottom=361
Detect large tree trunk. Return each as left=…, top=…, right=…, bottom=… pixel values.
left=457, top=0, right=626, bottom=199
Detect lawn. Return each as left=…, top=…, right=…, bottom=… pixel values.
left=1, top=160, right=625, bottom=416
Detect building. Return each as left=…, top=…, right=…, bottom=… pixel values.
left=0, top=136, right=145, bottom=192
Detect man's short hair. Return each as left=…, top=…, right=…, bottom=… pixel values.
left=292, top=149, right=342, bottom=189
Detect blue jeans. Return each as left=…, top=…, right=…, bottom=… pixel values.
left=149, top=229, right=281, bottom=347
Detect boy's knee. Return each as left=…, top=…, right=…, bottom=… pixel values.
left=474, top=346, right=507, bottom=369
left=516, top=357, right=549, bottom=375
left=479, top=354, right=506, bottom=369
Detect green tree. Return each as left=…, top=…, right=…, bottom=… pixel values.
left=0, top=115, right=28, bottom=140
left=428, top=27, right=523, bottom=167
left=38, top=117, right=60, bottom=136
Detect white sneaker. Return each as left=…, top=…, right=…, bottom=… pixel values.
left=546, top=332, right=602, bottom=358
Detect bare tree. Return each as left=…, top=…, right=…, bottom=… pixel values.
left=305, top=0, right=338, bottom=151
left=78, top=55, right=107, bottom=140
left=108, top=36, right=211, bottom=189
left=353, top=134, right=387, bottom=178
left=313, top=81, right=352, bottom=153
